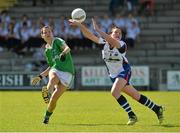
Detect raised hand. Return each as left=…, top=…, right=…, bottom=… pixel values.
left=92, top=18, right=100, bottom=32
left=69, top=19, right=81, bottom=26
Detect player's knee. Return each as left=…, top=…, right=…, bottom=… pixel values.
left=50, top=89, right=61, bottom=101
left=132, top=93, right=141, bottom=101
left=111, top=88, right=121, bottom=99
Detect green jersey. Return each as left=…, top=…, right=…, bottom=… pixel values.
left=45, top=38, right=75, bottom=74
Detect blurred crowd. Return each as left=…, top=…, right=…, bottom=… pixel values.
left=0, top=0, right=156, bottom=57
left=109, top=0, right=155, bottom=17
left=0, top=0, right=150, bottom=71
left=0, top=9, right=140, bottom=56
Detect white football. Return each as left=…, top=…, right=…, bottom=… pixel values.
left=71, top=8, right=86, bottom=23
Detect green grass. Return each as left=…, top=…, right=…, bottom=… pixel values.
left=0, top=91, right=180, bottom=132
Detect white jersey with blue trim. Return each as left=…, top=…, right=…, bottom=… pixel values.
left=99, top=38, right=130, bottom=78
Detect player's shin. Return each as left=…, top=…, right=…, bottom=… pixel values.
left=43, top=110, right=53, bottom=124
left=138, top=94, right=164, bottom=124
left=117, top=95, right=138, bottom=125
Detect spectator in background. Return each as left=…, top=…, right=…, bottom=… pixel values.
left=20, top=22, right=30, bottom=44
left=113, top=14, right=126, bottom=29
left=0, top=11, right=10, bottom=51
left=29, top=20, right=41, bottom=39
left=20, top=14, right=31, bottom=28
left=37, top=16, right=47, bottom=29
left=67, top=26, right=82, bottom=50
left=6, top=21, right=22, bottom=54
left=48, top=17, right=58, bottom=36
left=0, top=10, right=11, bottom=25
left=19, top=21, right=31, bottom=52
left=138, top=0, right=155, bottom=16
left=109, top=0, right=125, bottom=16
left=125, top=20, right=140, bottom=48
left=0, top=21, right=8, bottom=49
left=15, top=14, right=32, bottom=37
left=126, top=0, right=133, bottom=13
left=57, top=17, right=69, bottom=40
left=101, top=14, right=113, bottom=33
left=26, top=20, right=44, bottom=50
left=126, top=0, right=139, bottom=14
left=125, top=13, right=138, bottom=29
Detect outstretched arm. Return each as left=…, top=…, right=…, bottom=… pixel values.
left=69, top=19, right=100, bottom=44
left=92, top=19, right=120, bottom=48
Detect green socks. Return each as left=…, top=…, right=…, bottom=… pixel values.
left=44, top=110, right=53, bottom=119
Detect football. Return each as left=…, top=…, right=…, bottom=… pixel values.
left=71, top=8, right=86, bottom=23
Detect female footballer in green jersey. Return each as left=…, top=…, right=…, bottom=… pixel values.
left=31, top=26, right=75, bottom=124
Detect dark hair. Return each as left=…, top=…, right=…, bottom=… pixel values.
left=22, top=21, right=27, bottom=26
left=41, top=25, right=52, bottom=34
left=109, top=26, right=122, bottom=34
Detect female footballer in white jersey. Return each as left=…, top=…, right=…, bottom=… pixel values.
left=31, top=26, right=75, bottom=124
left=69, top=19, right=164, bottom=125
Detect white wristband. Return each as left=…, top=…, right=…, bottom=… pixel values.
left=98, top=38, right=106, bottom=44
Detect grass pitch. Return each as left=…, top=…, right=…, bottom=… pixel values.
left=0, top=91, right=180, bottom=132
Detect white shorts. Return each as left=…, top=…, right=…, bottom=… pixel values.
left=50, top=68, right=74, bottom=89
